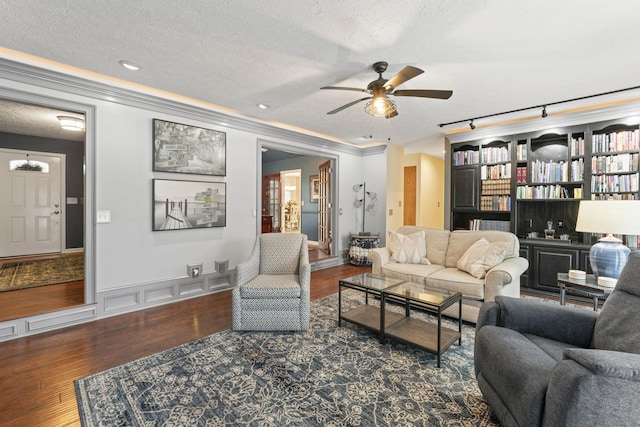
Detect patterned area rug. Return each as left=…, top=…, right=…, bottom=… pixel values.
left=75, top=291, right=499, bottom=426
left=0, top=256, right=84, bottom=292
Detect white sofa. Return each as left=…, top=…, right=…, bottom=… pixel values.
left=368, top=226, right=529, bottom=323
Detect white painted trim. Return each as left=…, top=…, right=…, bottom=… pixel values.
left=96, top=271, right=234, bottom=319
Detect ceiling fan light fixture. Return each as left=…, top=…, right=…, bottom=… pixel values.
left=365, top=96, right=396, bottom=117
left=57, top=116, right=85, bottom=131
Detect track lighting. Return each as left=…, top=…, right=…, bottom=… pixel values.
left=438, top=85, right=640, bottom=128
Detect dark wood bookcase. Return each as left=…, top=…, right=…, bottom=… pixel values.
left=449, top=117, right=640, bottom=292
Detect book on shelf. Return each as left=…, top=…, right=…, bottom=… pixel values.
left=469, top=219, right=510, bottom=231
left=592, top=129, right=640, bottom=153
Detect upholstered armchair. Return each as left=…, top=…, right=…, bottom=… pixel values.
left=232, top=233, right=310, bottom=331
left=474, top=251, right=640, bottom=427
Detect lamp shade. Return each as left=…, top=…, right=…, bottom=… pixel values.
left=576, top=200, right=640, bottom=282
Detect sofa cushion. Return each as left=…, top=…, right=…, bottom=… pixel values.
left=397, top=226, right=450, bottom=266
left=457, top=238, right=510, bottom=279
left=445, top=230, right=518, bottom=268
left=426, top=267, right=485, bottom=300
left=593, top=251, right=640, bottom=354
left=381, top=263, right=444, bottom=284
left=388, top=230, right=430, bottom=264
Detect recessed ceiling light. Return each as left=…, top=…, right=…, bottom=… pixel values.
left=119, top=60, right=140, bottom=71
left=257, top=103, right=269, bottom=109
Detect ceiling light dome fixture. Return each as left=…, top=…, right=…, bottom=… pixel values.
left=119, top=60, right=140, bottom=71
left=57, top=116, right=85, bottom=131
left=257, top=103, right=270, bottom=110
left=364, top=96, right=397, bottom=118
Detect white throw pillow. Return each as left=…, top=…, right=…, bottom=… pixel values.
left=457, top=238, right=509, bottom=279
left=388, top=231, right=430, bottom=264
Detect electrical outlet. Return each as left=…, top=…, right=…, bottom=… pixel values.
left=215, top=259, right=228, bottom=274
left=187, top=263, right=202, bottom=278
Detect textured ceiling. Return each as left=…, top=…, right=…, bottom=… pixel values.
left=1, top=0, right=640, bottom=157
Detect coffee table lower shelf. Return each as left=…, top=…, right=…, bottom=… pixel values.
left=384, top=317, right=460, bottom=356
left=340, top=305, right=405, bottom=332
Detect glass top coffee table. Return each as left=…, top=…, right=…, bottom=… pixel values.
left=338, top=273, right=462, bottom=367
left=338, top=273, right=406, bottom=334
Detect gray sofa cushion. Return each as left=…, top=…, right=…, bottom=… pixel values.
left=593, top=251, right=640, bottom=354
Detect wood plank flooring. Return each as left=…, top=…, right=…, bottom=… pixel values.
left=0, top=263, right=369, bottom=427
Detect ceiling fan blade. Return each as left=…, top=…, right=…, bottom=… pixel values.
left=383, top=66, right=424, bottom=91
left=393, top=89, right=453, bottom=99
left=320, top=86, right=370, bottom=93
left=327, top=97, right=371, bottom=114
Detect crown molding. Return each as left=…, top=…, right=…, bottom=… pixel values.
left=0, top=57, right=382, bottom=157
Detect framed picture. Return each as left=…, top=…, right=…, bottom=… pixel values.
left=310, top=175, right=319, bottom=202
left=153, top=179, right=226, bottom=231
left=153, top=119, right=226, bottom=176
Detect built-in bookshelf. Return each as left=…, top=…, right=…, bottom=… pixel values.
left=590, top=127, right=639, bottom=200
left=450, top=119, right=640, bottom=239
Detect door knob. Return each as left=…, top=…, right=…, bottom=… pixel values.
left=52, top=210, right=60, bottom=215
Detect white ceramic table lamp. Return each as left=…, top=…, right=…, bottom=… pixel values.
left=575, top=200, right=640, bottom=285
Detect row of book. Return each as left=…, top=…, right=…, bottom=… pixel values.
left=480, top=195, right=511, bottom=211
left=591, top=153, right=639, bottom=174
left=516, top=144, right=527, bottom=161
left=592, top=129, right=640, bottom=153
left=591, top=173, right=639, bottom=193
left=570, top=136, right=585, bottom=156
left=529, top=159, right=581, bottom=183
left=591, top=193, right=638, bottom=200
left=481, top=179, right=511, bottom=195
left=481, top=164, right=511, bottom=179
left=516, top=185, right=581, bottom=199
left=453, top=149, right=480, bottom=165
left=468, top=219, right=511, bottom=231
left=481, top=144, right=511, bottom=163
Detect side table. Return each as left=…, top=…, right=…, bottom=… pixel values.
left=556, top=272, right=613, bottom=311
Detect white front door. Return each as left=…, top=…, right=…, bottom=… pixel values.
left=0, top=149, right=63, bottom=257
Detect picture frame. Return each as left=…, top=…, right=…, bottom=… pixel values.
left=153, top=179, right=226, bottom=231
left=153, top=119, right=226, bottom=176
left=310, top=175, right=319, bottom=202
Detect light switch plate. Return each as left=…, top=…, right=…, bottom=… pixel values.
left=96, top=210, right=111, bottom=223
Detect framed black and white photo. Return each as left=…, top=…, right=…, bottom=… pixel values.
left=153, top=119, right=226, bottom=176
left=310, top=175, right=319, bottom=202
left=153, top=179, right=226, bottom=231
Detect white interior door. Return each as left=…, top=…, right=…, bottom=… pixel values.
left=0, top=149, right=63, bottom=257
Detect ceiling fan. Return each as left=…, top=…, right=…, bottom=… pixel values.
left=321, top=61, right=452, bottom=118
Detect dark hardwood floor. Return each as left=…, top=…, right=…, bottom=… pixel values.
left=0, top=263, right=369, bottom=427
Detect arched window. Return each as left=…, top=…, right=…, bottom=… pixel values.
left=9, top=159, right=50, bottom=173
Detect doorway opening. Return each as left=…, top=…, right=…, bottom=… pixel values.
left=0, top=94, right=92, bottom=322
left=260, top=145, right=336, bottom=263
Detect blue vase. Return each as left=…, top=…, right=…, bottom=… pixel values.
left=589, top=241, right=630, bottom=279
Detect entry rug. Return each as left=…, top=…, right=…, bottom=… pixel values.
left=0, top=256, right=83, bottom=292
left=75, top=291, right=499, bottom=426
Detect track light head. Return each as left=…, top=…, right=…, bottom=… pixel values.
left=542, top=106, right=548, bottom=118
left=469, top=120, right=476, bottom=130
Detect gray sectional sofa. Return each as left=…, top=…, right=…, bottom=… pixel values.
left=368, top=226, right=529, bottom=323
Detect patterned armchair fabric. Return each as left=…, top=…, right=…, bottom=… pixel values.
left=232, top=233, right=310, bottom=331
